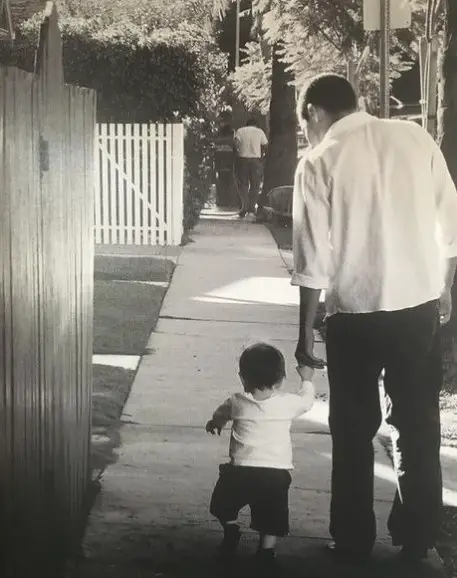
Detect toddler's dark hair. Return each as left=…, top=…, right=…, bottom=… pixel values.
left=239, top=343, right=286, bottom=390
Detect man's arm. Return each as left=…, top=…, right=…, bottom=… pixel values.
left=431, top=142, right=457, bottom=324
left=260, top=130, right=268, bottom=159
left=291, top=158, right=331, bottom=367
left=234, top=130, right=242, bottom=157
left=297, top=287, right=325, bottom=367
left=440, top=257, right=457, bottom=324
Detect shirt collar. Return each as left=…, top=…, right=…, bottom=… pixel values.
left=323, top=111, right=376, bottom=142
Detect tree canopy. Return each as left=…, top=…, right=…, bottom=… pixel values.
left=227, top=0, right=429, bottom=113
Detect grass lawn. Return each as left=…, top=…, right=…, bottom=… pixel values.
left=265, top=221, right=292, bottom=250
left=92, top=364, right=136, bottom=476
left=91, top=254, right=177, bottom=477
left=94, top=254, right=174, bottom=283
left=94, top=280, right=167, bottom=355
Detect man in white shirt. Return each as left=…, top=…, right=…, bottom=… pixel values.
left=292, top=73, right=457, bottom=563
left=234, top=118, right=268, bottom=218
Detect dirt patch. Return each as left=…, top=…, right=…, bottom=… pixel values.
left=94, top=255, right=175, bottom=283
left=91, top=364, right=137, bottom=477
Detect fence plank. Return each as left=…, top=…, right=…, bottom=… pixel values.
left=165, top=123, right=173, bottom=244
left=133, top=124, right=142, bottom=245
left=171, top=123, right=184, bottom=245
left=157, top=123, right=166, bottom=244
left=116, top=123, right=126, bottom=244
left=141, top=123, right=149, bottom=245
left=124, top=123, right=133, bottom=244
left=94, top=121, right=101, bottom=244
left=108, top=123, right=117, bottom=244
left=99, top=124, right=109, bottom=244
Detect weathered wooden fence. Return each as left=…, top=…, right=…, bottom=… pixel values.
left=0, top=3, right=96, bottom=577
left=95, top=122, right=184, bottom=246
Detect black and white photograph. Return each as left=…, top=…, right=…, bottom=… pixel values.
left=1, top=1, right=457, bottom=577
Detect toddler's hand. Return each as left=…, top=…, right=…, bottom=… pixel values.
left=206, top=419, right=221, bottom=436
left=296, top=365, right=315, bottom=382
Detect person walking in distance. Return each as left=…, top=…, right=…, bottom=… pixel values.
left=292, top=73, right=457, bottom=564
left=234, top=117, right=268, bottom=219
left=213, top=113, right=236, bottom=208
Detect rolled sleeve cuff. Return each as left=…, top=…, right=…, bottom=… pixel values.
left=442, top=244, right=457, bottom=259
left=291, top=271, right=329, bottom=290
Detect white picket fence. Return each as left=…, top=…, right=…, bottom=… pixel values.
left=95, top=123, right=184, bottom=246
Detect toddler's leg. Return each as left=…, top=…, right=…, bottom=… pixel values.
left=256, top=534, right=279, bottom=577
left=221, top=521, right=241, bottom=558
left=250, top=468, right=291, bottom=574
left=259, top=534, right=277, bottom=551
left=210, top=464, right=246, bottom=558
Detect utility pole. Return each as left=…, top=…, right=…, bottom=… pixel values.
left=363, top=0, right=411, bottom=118
left=235, top=0, right=240, bottom=68
left=379, top=0, right=391, bottom=118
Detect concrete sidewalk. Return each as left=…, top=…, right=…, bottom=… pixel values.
left=81, top=216, right=444, bottom=578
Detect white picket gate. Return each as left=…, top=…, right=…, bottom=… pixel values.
left=95, top=123, right=184, bottom=246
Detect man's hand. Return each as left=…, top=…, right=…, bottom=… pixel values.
left=295, top=326, right=326, bottom=369
left=439, top=288, right=453, bottom=325
left=206, top=419, right=222, bottom=436
left=297, top=287, right=326, bottom=369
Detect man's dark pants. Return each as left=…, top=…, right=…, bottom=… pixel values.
left=237, top=157, right=262, bottom=213
left=326, top=300, right=442, bottom=554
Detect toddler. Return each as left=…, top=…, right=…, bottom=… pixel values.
left=206, top=342, right=315, bottom=573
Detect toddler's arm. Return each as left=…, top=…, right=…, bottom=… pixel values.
left=294, top=366, right=316, bottom=415
left=206, top=397, right=232, bottom=435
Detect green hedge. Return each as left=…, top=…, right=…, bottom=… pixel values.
left=3, top=16, right=227, bottom=234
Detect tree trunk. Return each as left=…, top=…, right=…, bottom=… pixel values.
left=437, top=0, right=457, bottom=356
left=262, top=42, right=297, bottom=199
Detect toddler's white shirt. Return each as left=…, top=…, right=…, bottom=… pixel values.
left=211, top=382, right=314, bottom=470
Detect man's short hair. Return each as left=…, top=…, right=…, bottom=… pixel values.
left=246, top=117, right=258, bottom=127
left=297, top=73, right=357, bottom=123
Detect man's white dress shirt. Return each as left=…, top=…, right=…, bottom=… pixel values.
left=292, top=111, right=457, bottom=316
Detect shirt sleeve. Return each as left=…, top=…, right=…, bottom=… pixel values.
left=291, top=381, right=315, bottom=418
left=212, top=397, right=233, bottom=430
left=260, top=130, right=268, bottom=146
left=431, top=142, right=457, bottom=258
left=291, top=157, right=332, bottom=289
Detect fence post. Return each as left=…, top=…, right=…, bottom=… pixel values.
left=171, top=124, right=184, bottom=245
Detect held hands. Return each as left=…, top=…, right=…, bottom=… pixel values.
left=296, top=365, right=315, bottom=382
left=206, top=419, right=222, bottom=436
left=295, top=326, right=326, bottom=369
left=440, top=288, right=453, bottom=325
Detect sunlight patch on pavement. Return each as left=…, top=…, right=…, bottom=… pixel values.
left=321, top=451, right=397, bottom=487
left=295, top=399, right=329, bottom=423
left=305, top=401, right=457, bottom=506
left=319, top=439, right=457, bottom=506
left=193, top=276, right=323, bottom=306
left=93, top=354, right=140, bottom=371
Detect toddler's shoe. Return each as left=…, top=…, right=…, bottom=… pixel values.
left=219, top=524, right=241, bottom=559
left=255, top=549, right=279, bottom=577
